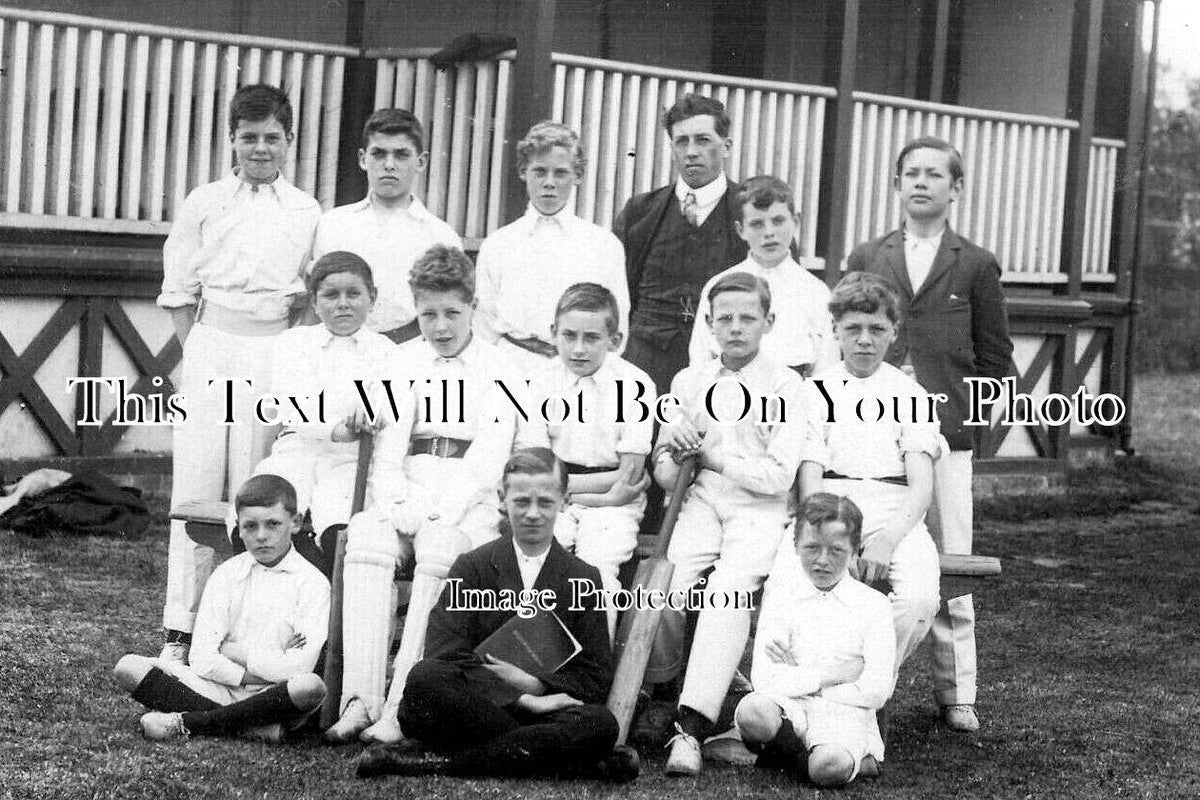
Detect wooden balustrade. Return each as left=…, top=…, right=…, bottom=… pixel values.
left=1083, top=138, right=1124, bottom=281
left=0, top=7, right=351, bottom=234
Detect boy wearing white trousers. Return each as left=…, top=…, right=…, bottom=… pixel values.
left=796, top=272, right=943, bottom=684
left=326, top=244, right=518, bottom=745
left=157, top=85, right=320, bottom=662
left=516, top=283, right=654, bottom=638
left=650, top=271, right=806, bottom=777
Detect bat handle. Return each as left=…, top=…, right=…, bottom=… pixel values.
left=350, top=431, right=374, bottom=515
left=653, top=456, right=696, bottom=560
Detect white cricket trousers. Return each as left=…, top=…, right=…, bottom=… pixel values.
left=163, top=319, right=280, bottom=633
left=926, top=450, right=977, bottom=706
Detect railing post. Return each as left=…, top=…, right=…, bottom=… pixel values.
left=815, top=0, right=860, bottom=288
left=503, top=0, right=557, bottom=225
left=1060, top=0, right=1104, bottom=298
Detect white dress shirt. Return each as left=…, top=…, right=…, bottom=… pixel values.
left=475, top=205, right=629, bottom=347
left=802, top=361, right=946, bottom=478
left=689, top=255, right=839, bottom=370
left=752, top=565, right=895, bottom=711
left=159, top=172, right=321, bottom=321
left=664, top=354, right=807, bottom=497
left=674, top=172, right=728, bottom=227
left=514, top=540, right=551, bottom=590
left=312, top=194, right=462, bottom=332
left=903, top=227, right=945, bottom=294
left=517, top=355, right=654, bottom=468
left=188, top=547, right=330, bottom=688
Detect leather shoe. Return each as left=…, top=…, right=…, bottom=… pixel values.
left=664, top=725, right=702, bottom=777
left=140, top=711, right=187, bottom=741
left=356, top=741, right=450, bottom=779
left=594, top=744, right=640, bottom=783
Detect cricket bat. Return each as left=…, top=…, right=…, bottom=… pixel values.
left=319, top=431, right=374, bottom=729
left=606, top=456, right=697, bottom=745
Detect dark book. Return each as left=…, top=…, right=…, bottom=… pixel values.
left=474, top=610, right=582, bottom=675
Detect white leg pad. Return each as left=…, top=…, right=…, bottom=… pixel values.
left=339, top=511, right=401, bottom=720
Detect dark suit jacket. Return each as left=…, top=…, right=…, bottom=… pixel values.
left=846, top=227, right=1014, bottom=450
left=612, top=179, right=747, bottom=309
left=423, top=537, right=613, bottom=708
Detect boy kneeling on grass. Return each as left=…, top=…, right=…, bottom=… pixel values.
left=736, top=493, right=895, bottom=787
left=114, top=475, right=329, bottom=743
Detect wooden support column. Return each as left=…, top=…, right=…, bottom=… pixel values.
left=334, top=0, right=373, bottom=206
left=1119, top=0, right=1162, bottom=453
left=815, top=0, right=860, bottom=288
left=1060, top=0, right=1105, bottom=298
left=928, top=0, right=951, bottom=102
left=503, top=0, right=557, bottom=225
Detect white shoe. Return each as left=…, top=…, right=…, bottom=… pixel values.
left=158, top=641, right=188, bottom=665
left=324, top=697, right=372, bottom=744
left=664, top=725, right=702, bottom=777
left=360, top=705, right=404, bottom=744
left=140, top=711, right=188, bottom=741
left=943, top=704, right=980, bottom=733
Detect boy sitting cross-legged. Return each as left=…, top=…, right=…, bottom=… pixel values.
left=737, top=493, right=895, bottom=787
left=649, top=271, right=807, bottom=777
left=113, top=475, right=329, bottom=743
left=516, top=282, right=654, bottom=639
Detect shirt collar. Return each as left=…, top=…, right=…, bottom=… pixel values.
left=675, top=172, right=727, bottom=208
left=714, top=352, right=767, bottom=380
left=903, top=225, right=946, bottom=248
left=427, top=332, right=479, bottom=366
left=512, top=538, right=552, bottom=566
left=230, top=169, right=286, bottom=199
left=793, top=565, right=855, bottom=603
left=232, top=546, right=304, bottom=580
left=315, top=324, right=365, bottom=349
left=522, top=203, right=579, bottom=232
left=557, top=356, right=616, bottom=388
left=351, top=192, right=438, bottom=222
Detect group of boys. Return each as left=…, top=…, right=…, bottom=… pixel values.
left=114, top=83, right=1011, bottom=787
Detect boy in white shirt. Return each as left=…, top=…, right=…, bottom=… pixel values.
left=650, top=271, right=806, bottom=777
left=113, top=475, right=328, bottom=742
left=517, top=283, right=654, bottom=637
left=327, top=244, right=518, bottom=745
left=158, top=85, right=321, bottom=663
left=476, top=121, right=629, bottom=372
left=798, top=272, right=943, bottom=678
left=253, top=251, right=400, bottom=544
left=689, top=176, right=837, bottom=376
left=312, top=108, right=462, bottom=342
left=737, top=493, right=895, bottom=787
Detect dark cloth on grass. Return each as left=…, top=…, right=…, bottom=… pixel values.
left=0, top=471, right=149, bottom=537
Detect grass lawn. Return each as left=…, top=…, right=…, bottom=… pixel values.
left=2, top=374, right=1198, bottom=799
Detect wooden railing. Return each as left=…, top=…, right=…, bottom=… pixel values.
left=847, top=92, right=1079, bottom=282
left=0, top=7, right=351, bottom=234
left=370, top=48, right=512, bottom=244
left=551, top=53, right=833, bottom=254
left=1083, top=138, right=1124, bottom=282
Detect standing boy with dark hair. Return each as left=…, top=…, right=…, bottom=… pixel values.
left=114, top=474, right=328, bottom=743
left=738, top=492, right=895, bottom=787
left=313, top=108, right=462, bottom=343
left=649, top=271, right=806, bottom=777
left=690, top=175, right=838, bottom=376
left=476, top=121, right=629, bottom=373
left=846, top=135, right=1014, bottom=732
left=355, top=448, right=637, bottom=782
left=517, top=282, right=654, bottom=638
left=157, top=84, right=321, bottom=665
left=614, top=94, right=748, bottom=396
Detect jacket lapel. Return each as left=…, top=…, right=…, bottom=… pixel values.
left=913, top=228, right=962, bottom=304
left=882, top=230, right=914, bottom=300
left=628, top=186, right=677, bottom=295
left=490, top=538, right=526, bottom=596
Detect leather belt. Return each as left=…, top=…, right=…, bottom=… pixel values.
left=409, top=436, right=471, bottom=459
left=563, top=461, right=614, bottom=475
left=823, top=470, right=908, bottom=487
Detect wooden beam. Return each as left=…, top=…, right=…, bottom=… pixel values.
left=815, top=0, right=860, bottom=288
left=1060, top=0, right=1104, bottom=298
left=503, top=0, right=557, bottom=225
left=929, top=0, right=951, bottom=102
left=1120, top=0, right=1161, bottom=454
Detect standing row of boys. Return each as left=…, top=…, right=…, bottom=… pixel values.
left=115, top=84, right=1012, bottom=786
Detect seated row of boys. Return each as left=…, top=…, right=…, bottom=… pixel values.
left=122, top=230, right=940, bottom=786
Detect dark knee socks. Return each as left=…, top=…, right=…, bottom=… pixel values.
left=181, top=682, right=302, bottom=736
left=131, top=667, right=220, bottom=713
left=755, top=717, right=805, bottom=771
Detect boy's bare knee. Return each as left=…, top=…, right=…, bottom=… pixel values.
left=287, top=673, right=327, bottom=711
left=113, top=654, right=155, bottom=692
left=734, top=694, right=783, bottom=744
left=807, top=746, right=856, bottom=787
